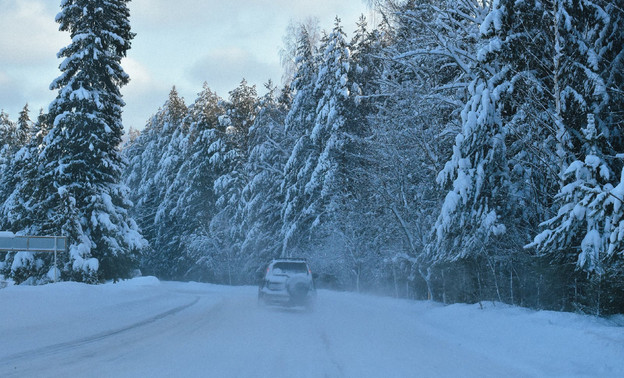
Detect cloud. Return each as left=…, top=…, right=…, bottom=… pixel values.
left=123, top=57, right=154, bottom=91
left=120, top=58, right=172, bottom=129
left=187, top=48, right=281, bottom=97
left=0, top=72, right=10, bottom=86
left=0, top=72, right=28, bottom=115
left=0, top=0, right=370, bottom=129
left=0, top=0, right=68, bottom=65
left=0, top=67, right=58, bottom=118
left=130, top=0, right=368, bottom=29
left=0, top=1, right=66, bottom=118
left=123, top=0, right=370, bottom=129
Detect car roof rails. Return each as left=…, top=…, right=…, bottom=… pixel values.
left=272, top=257, right=307, bottom=262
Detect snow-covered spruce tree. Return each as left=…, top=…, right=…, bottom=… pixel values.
left=350, top=15, right=383, bottom=112
left=150, top=90, right=191, bottom=279
left=0, top=111, right=18, bottom=207
left=0, top=111, right=17, bottom=152
left=295, top=18, right=378, bottom=289
left=529, top=116, right=611, bottom=272
left=16, top=105, right=33, bottom=147
left=599, top=2, right=624, bottom=309
left=528, top=0, right=624, bottom=313
left=238, top=83, right=289, bottom=278
left=429, top=0, right=584, bottom=306
left=341, top=16, right=387, bottom=291
left=0, top=111, right=51, bottom=229
left=124, top=87, right=187, bottom=279
left=280, top=25, right=320, bottom=256
left=27, top=0, right=145, bottom=283
left=279, top=18, right=321, bottom=88
left=601, top=2, right=624, bottom=156
left=159, top=84, right=225, bottom=281
left=210, top=79, right=258, bottom=284
left=305, top=18, right=353, bottom=229
left=0, top=114, right=54, bottom=284
left=0, top=111, right=16, bottom=278
left=0, top=105, right=34, bottom=206
left=433, top=0, right=520, bottom=303
left=476, top=0, right=561, bottom=306
left=434, top=76, right=509, bottom=269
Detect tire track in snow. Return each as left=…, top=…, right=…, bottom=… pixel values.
left=319, top=330, right=346, bottom=377
left=0, top=295, right=200, bottom=366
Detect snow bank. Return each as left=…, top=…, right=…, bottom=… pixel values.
left=413, top=300, right=624, bottom=377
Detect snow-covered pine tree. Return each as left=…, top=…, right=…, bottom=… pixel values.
left=25, top=0, right=145, bottom=282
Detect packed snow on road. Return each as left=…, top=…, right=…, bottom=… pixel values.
left=1, top=277, right=623, bottom=377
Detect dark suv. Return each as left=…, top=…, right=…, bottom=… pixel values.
left=258, top=258, right=317, bottom=309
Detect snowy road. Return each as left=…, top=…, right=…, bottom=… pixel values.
left=1, top=278, right=623, bottom=377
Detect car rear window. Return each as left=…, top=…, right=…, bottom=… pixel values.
left=272, top=262, right=308, bottom=274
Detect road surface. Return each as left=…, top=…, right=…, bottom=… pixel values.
left=0, top=280, right=621, bottom=377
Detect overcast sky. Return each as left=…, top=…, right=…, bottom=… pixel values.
left=0, top=0, right=370, bottom=130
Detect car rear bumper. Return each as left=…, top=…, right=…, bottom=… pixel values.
left=259, top=287, right=315, bottom=306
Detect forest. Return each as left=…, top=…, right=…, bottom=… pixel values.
left=1, top=0, right=623, bottom=315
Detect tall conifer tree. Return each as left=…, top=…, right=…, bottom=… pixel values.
left=29, top=0, right=145, bottom=282
left=281, top=26, right=320, bottom=256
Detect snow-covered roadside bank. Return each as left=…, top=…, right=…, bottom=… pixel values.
left=1, top=278, right=623, bottom=377
left=327, top=291, right=624, bottom=377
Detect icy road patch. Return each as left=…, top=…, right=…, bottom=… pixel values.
left=0, top=277, right=623, bottom=377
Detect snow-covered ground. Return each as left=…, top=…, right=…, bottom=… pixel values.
left=1, top=277, right=623, bottom=377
